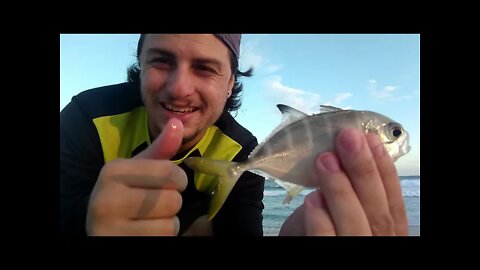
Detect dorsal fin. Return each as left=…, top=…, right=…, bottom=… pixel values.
left=248, top=104, right=308, bottom=159
left=277, top=104, right=308, bottom=124
left=319, top=105, right=343, bottom=113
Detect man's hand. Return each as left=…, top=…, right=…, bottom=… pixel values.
left=86, top=118, right=188, bottom=236
left=280, top=128, right=409, bottom=236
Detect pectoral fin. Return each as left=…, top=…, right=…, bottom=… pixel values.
left=274, top=180, right=305, bottom=204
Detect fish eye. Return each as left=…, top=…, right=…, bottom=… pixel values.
left=387, top=123, right=403, bottom=138
left=392, top=128, right=402, bottom=138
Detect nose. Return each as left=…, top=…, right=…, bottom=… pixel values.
left=166, top=65, right=194, bottom=98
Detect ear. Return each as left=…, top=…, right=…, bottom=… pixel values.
left=227, top=75, right=235, bottom=97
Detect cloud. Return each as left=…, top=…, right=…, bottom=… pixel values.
left=321, top=92, right=353, bottom=110
left=368, top=79, right=420, bottom=101
left=239, top=39, right=284, bottom=74
left=239, top=40, right=263, bottom=70
left=388, top=95, right=412, bottom=101
left=368, top=79, right=413, bottom=101
left=263, top=77, right=353, bottom=114
left=265, top=76, right=320, bottom=114
left=331, top=92, right=353, bottom=105
left=265, top=63, right=285, bottom=73
left=372, top=85, right=396, bottom=100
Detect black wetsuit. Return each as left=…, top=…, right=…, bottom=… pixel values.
left=60, top=82, right=264, bottom=236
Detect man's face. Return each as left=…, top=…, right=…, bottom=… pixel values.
left=139, top=34, right=235, bottom=151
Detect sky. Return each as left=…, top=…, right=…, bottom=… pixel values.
left=60, top=34, right=420, bottom=176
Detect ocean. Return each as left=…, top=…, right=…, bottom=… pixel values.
left=262, top=175, right=420, bottom=236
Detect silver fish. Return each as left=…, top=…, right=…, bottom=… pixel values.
left=184, top=104, right=410, bottom=220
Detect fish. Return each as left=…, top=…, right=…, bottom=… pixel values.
left=183, top=104, right=411, bottom=220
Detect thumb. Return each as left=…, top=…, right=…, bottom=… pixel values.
left=134, top=118, right=184, bottom=160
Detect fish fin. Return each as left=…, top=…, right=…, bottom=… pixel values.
left=283, top=194, right=294, bottom=204
left=274, top=180, right=305, bottom=204
left=183, top=157, right=243, bottom=220
left=319, top=105, right=343, bottom=113
left=248, top=104, right=308, bottom=159
left=249, top=169, right=272, bottom=180
left=277, top=104, right=308, bottom=123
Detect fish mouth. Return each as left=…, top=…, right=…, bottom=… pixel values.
left=401, top=130, right=411, bottom=154
left=402, top=144, right=411, bottom=155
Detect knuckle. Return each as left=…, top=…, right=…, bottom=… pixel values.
left=354, top=159, right=379, bottom=179
left=89, top=190, right=115, bottom=219
left=154, top=160, right=173, bottom=179
left=390, top=203, right=408, bottom=225
left=158, top=162, right=188, bottom=191
left=87, top=198, right=121, bottom=236
left=370, top=213, right=395, bottom=235
left=163, top=190, right=183, bottom=215
left=326, top=181, right=352, bottom=201
left=99, top=159, right=128, bottom=181
left=390, top=203, right=407, bottom=218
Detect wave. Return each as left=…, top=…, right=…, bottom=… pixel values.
left=403, top=191, right=420, bottom=197
left=400, top=180, right=420, bottom=187
left=263, top=190, right=286, bottom=197
left=264, top=178, right=420, bottom=197
left=264, top=189, right=419, bottom=197
left=400, top=176, right=420, bottom=181
left=264, top=189, right=314, bottom=197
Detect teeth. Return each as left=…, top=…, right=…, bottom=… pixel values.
left=164, top=103, right=194, bottom=113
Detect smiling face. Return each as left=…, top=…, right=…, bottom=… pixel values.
left=139, top=34, right=235, bottom=153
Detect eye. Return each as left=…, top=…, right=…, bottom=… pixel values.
left=392, top=128, right=402, bottom=138
left=388, top=124, right=403, bottom=138
left=149, top=57, right=173, bottom=68
left=194, top=64, right=216, bottom=74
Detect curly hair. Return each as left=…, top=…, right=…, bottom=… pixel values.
left=127, top=34, right=253, bottom=113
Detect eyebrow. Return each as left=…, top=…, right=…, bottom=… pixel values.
left=146, top=48, right=175, bottom=59
left=145, top=48, right=224, bottom=70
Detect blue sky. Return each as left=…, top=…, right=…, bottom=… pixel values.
left=60, top=34, right=420, bottom=176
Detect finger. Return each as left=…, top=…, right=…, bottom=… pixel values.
left=335, top=128, right=395, bottom=236
left=278, top=204, right=306, bottom=236
left=182, top=215, right=213, bottom=236
left=134, top=118, right=184, bottom=160
left=122, top=217, right=180, bottom=236
left=315, top=152, right=372, bottom=236
left=304, top=191, right=336, bottom=236
left=113, top=187, right=183, bottom=219
left=103, top=159, right=188, bottom=191
left=366, top=133, right=409, bottom=236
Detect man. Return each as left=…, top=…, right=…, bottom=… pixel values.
left=60, top=34, right=408, bottom=236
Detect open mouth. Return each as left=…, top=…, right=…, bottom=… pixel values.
left=161, top=102, right=199, bottom=114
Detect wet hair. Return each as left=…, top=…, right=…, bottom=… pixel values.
left=127, top=34, right=253, bottom=113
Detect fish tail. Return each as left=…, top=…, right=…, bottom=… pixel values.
left=183, top=157, right=244, bottom=220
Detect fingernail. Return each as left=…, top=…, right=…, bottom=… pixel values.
left=305, top=191, right=324, bottom=208
left=338, top=129, right=363, bottom=153
left=174, top=216, right=180, bottom=236
left=168, top=118, right=183, bottom=131
left=318, top=153, right=340, bottom=173
left=366, top=134, right=386, bottom=157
